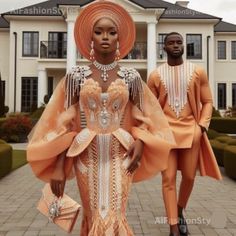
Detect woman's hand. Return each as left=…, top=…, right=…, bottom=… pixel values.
left=50, top=168, right=65, bottom=198
left=125, top=139, right=144, bottom=174
left=50, top=151, right=66, bottom=198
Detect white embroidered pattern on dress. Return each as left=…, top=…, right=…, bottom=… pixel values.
left=112, top=138, right=122, bottom=211
left=88, top=140, right=97, bottom=211
left=75, top=128, right=90, bottom=144
left=98, top=93, right=111, bottom=130
left=97, top=134, right=111, bottom=219
left=158, top=61, right=195, bottom=117
left=87, top=135, right=125, bottom=220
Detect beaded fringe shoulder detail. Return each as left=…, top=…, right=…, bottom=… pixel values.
left=117, top=67, right=144, bottom=112
left=65, top=65, right=92, bottom=109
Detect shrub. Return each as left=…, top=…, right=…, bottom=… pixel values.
left=207, top=129, right=225, bottom=140
left=0, top=115, right=33, bottom=142
left=0, top=143, right=12, bottom=178
left=224, top=145, right=236, bottom=180
left=0, top=139, right=6, bottom=144
left=210, top=140, right=226, bottom=166
left=209, top=118, right=236, bottom=134
left=227, top=139, right=236, bottom=146
left=212, top=107, right=221, bottom=117
left=30, top=106, right=45, bottom=120
left=215, top=136, right=233, bottom=144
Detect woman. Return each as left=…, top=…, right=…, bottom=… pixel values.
left=27, top=1, right=175, bottom=235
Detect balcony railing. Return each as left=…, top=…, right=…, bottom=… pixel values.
left=40, top=41, right=149, bottom=60
left=40, top=41, right=67, bottom=59
left=126, top=42, right=147, bottom=59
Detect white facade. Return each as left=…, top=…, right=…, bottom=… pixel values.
left=0, top=0, right=236, bottom=113
left=215, top=33, right=236, bottom=112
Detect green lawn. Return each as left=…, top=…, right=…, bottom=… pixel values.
left=12, top=150, right=27, bottom=171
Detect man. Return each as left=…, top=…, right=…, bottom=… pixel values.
left=147, top=32, right=222, bottom=236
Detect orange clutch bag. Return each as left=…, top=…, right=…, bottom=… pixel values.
left=37, top=183, right=81, bottom=233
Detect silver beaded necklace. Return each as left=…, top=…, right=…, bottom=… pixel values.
left=93, top=60, right=118, bottom=82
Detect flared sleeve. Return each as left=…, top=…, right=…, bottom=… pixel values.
left=27, top=76, right=80, bottom=182
left=124, top=71, right=176, bottom=182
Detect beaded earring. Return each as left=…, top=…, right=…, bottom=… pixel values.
left=89, top=41, right=95, bottom=61
left=115, top=41, right=120, bottom=61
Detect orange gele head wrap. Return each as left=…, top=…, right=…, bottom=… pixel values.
left=74, top=0, right=136, bottom=60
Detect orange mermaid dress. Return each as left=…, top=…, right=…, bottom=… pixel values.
left=27, top=66, right=175, bottom=235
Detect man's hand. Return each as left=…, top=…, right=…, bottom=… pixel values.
left=198, top=124, right=207, bottom=133
left=125, top=139, right=144, bottom=174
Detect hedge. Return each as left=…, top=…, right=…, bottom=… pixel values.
left=224, top=146, right=236, bottom=180
left=29, top=106, right=45, bottom=119
left=215, top=136, right=234, bottom=144
left=207, top=129, right=226, bottom=140
left=210, top=139, right=226, bottom=166
left=227, top=139, right=236, bottom=146
left=209, top=118, right=236, bottom=134
left=0, top=118, right=7, bottom=127
left=0, top=142, right=13, bottom=178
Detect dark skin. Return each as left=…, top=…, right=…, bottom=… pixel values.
left=164, top=33, right=184, bottom=66
left=50, top=18, right=144, bottom=198
left=164, top=33, right=184, bottom=236
left=164, top=34, right=204, bottom=236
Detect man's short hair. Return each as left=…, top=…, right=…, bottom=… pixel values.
left=164, top=32, right=183, bottom=44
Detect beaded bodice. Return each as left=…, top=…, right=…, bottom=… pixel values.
left=65, top=65, right=144, bottom=133
left=80, top=78, right=129, bottom=133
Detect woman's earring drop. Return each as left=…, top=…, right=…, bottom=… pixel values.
left=90, top=41, right=95, bottom=61
left=115, top=41, right=120, bottom=61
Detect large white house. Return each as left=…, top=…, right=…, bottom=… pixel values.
left=0, top=0, right=235, bottom=113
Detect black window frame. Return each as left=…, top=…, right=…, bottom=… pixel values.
left=217, top=83, right=227, bottom=110
left=217, top=41, right=227, bottom=60
left=232, top=83, right=236, bottom=108
left=231, top=41, right=236, bottom=60
left=21, top=77, right=38, bottom=112
left=22, top=31, right=39, bottom=57
left=48, top=32, right=67, bottom=59
left=186, top=34, right=202, bottom=60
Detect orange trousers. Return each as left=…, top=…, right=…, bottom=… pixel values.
left=161, top=124, right=202, bottom=225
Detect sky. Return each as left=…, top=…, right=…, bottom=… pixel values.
left=165, top=0, right=236, bottom=24
left=0, top=0, right=236, bottom=25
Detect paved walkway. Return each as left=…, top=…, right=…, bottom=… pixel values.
left=0, top=145, right=236, bottom=236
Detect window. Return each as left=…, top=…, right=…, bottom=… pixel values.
left=0, top=80, right=5, bottom=100
left=217, top=41, right=226, bottom=60
left=23, top=32, right=39, bottom=57
left=48, top=77, right=53, bottom=99
left=233, top=83, right=236, bottom=107
left=128, top=42, right=147, bottom=59
left=231, top=41, right=236, bottom=59
left=186, top=34, right=202, bottom=59
left=48, top=32, right=67, bottom=58
left=21, top=77, right=38, bottom=112
left=157, top=34, right=167, bottom=60
left=217, top=83, right=226, bottom=109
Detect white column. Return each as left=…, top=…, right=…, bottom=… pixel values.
left=147, top=20, right=157, bottom=78
left=227, top=82, right=232, bottom=108
left=37, top=68, right=48, bottom=107
left=66, top=19, right=77, bottom=72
